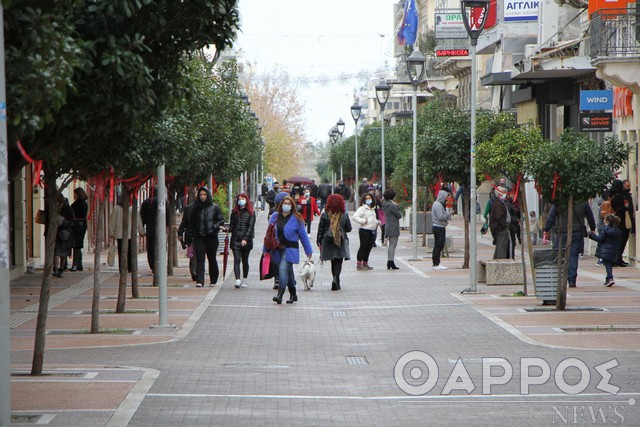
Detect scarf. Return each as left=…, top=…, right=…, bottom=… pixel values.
left=328, top=211, right=342, bottom=247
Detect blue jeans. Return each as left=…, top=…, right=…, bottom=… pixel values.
left=555, top=232, right=583, bottom=285
left=277, top=249, right=297, bottom=296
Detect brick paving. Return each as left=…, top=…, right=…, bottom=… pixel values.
left=9, top=213, right=640, bottom=426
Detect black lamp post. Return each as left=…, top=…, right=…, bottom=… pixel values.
left=350, top=101, right=362, bottom=187
left=461, top=0, right=490, bottom=293
left=375, top=80, right=391, bottom=193
left=329, top=126, right=342, bottom=182
left=405, top=49, right=426, bottom=261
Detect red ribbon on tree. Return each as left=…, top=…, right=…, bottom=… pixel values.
left=17, top=141, right=44, bottom=187
left=552, top=172, right=560, bottom=200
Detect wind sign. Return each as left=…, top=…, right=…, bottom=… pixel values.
left=580, top=90, right=614, bottom=111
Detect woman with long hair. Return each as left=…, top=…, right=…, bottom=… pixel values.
left=229, top=193, right=256, bottom=288
left=266, top=195, right=313, bottom=304
left=317, top=194, right=352, bottom=290
left=70, top=187, right=88, bottom=271
left=381, top=189, right=402, bottom=270
left=352, top=193, right=380, bottom=270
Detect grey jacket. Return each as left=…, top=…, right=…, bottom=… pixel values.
left=432, top=190, right=451, bottom=228
left=382, top=200, right=402, bottom=237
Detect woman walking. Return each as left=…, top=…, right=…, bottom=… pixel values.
left=298, top=188, right=320, bottom=235
left=381, top=189, right=402, bottom=270
left=70, top=187, right=88, bottom=271
left=352, top=193, right=380, bottom=270
left=229, top=193, right=256, bottom=289
left=267, top=195, right=313, bottom=304
left=588, top=214, right=622, bottom=287
left=317, top=194, right=352, bottom=290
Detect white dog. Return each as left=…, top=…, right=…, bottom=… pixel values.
left=299, top=260, right=316, bottom=291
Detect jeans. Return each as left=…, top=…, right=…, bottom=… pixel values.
left=193, top=235, right=219, bottom=284
left=555, top=232, right=583, bottom=285
left=604, top=261, right=613, bottom=282
left=432, top=226, right=446, bottom=266
left=277, top=249, right=296, bottom=297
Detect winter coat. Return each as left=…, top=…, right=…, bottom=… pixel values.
left=178, top=202, right=195, bottom=244
left=55, top=203, right=76, bottom=257
left=266, top=212, right=313, bottom=264
left=489, top=197, right=510, bottom=234
left=71, top=199, right=88, bottom=248
left=319, top=183, right=333, bottom=198
left=589, top=225, right=621, bottom=263
left=544, top=202, right=596, bottom=235
left=189, top=187, right=225, bottom=238
left=316, top=211, right=352, bottom=261
left=140, top=196, right=158, bottom=237
left=298, top=195, right=320, bottom=221
left=432, top=190, right=452, bottom=228
left=109, top=206, right=145, bottom=239
left=382, top=200, right=402, bottom=238
left=229, top=208, right=256, bottom=251
left=334, top=184, right=351, bottom=202
left=352, top=204, right=379, bottom=231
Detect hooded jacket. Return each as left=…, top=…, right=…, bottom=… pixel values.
left=432, top=190, right=451, bottom=228
left=189, top=187, right=225, bottom=238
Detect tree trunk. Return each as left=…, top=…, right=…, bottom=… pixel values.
left=519, top=185, right=530, bottom=296
left=116, top=187, right=130, bottom=313
left=31, top=167, right=58, bottom=375
left=130, top=195, right=140, bottom=299
left=462, top=186, right=470, bottom=269
left=556, top=196, right=574, bottom=310
left=91, top=197, right=105, bottom=333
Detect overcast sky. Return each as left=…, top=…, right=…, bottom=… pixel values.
left=234, top=0, right=400, bottom=144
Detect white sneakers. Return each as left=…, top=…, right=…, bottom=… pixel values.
left=234, top=279, right=241, bottom=288
left=196, top=283, right=204, bottom=287
left=433, top=265, right=448, bottom=271
left=235, top=279, right=248, bottom=288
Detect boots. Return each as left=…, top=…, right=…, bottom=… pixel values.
left=387, top=261, right=400, bottom=270
left=357, top=261, right=366, bottom=270
left=273, top=290, right=284, bottom=304
left=331, top=277, right=339, bottom=291
left=286, top=293, right=298, bottom=303
left=363, top=262, right=373, bottom=270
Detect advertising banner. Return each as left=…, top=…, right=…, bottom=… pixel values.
left=504, top=0, right=540, bottom=22
left=580, top=90, right=614, bottom=111
left=435, top=13, right=468, bottom=39
left=579, top=112, right=613, bottom=132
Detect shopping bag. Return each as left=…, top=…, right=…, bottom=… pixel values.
left=260, top=252, right=275, bottom=281
left=107, top=244, right=116, bottom=267
left=35, top=209, right=47, bottom=225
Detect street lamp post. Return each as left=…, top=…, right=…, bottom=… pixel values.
left=375, top=80, right=391, bottom=194
left=335, top=119, right=345, bottom=180
left=350, top=101, right=362, bottom=189
left=406, top=48, right=426, bottom=261
left=461, top=0, right=490, bottom=294
left=329, top=126, right=342, bottom=181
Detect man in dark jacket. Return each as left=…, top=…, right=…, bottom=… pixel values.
left=178, top=199, right=197, bottom=282
left=358, top=178, right=370, bottom=198
left=140, top=192, right=158, bottom=273
left=489, top=186, right=511, bottom=260
left=260, top=181, right=269, bottom=211
left=266, top=182, right=280, bottom=218
left=544, top=200, right=596, bottom=287
left=189, top=186, right=226, bottom=287
left=334, top=180, right=351, bottom=211
left=318, top=179, right=333, bottom=210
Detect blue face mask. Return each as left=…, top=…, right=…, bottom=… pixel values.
left=365, top=199, right=373, bottom=206
left=238, top=199, right=246, bottom=207
left=282, top=204, right=292, bottom=213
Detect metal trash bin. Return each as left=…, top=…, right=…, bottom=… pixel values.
left=533, top=249, right=558, bottom=304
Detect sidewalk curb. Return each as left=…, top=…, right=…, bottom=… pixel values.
left=105, top=366, right=160, bottom=427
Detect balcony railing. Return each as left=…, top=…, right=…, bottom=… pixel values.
left=589, top=7, right=640, bottom=59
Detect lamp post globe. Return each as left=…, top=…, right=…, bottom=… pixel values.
left=350, top=101, right=362, bottom=188
left=461, top=0, right=490, bottom=294
left=336, top=118, right=345, bottom=136
left=375, top=80, right=391, bottom=193
left=405, top=48, right=426, bottom=261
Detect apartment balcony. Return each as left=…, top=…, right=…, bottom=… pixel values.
left=589, top=6, right=640, bottom=93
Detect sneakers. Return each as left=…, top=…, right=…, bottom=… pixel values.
left=433, top=265, right=448, bottom=271
left=196, top=283, right=204, bottom=288
left=596, top=260, right=603, bottom=266
left=234, top=279, right=241, bottom=289
left=240, top=279, right=248, bottom=288
left=604, top=278, right=615, bottom=287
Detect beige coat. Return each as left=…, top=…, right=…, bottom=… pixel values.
left=109, top=206, right=145, bottom=239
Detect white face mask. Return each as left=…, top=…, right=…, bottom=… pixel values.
left=238, top=199, right=246, bottom=207
left=365, top=199, right=373, bottom=206
left=282, top=204, right=292, bottom=213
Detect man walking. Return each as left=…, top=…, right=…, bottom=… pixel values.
left=318, top=179, right=333, bottom=210
left=432, top=188, right=452, bottom=270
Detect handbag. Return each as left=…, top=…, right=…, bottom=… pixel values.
left=35, top=209, right=47, bottom=225
left=186, top=244, right=194, bottom=259
left=107, top=244, right=116, bottom=267
left=625, top=211, right=633, bottom=230
left=480, top=221, right=489, bottom=235
left=263, top=222, right=280, bottom=251
left=259, top=252, right=276, bottom=281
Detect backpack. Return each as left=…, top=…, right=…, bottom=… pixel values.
left=600, top=198, right=613, bottom=220
left=264, top=221, right=281, bottom=251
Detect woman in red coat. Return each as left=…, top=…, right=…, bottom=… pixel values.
left=298, top=187, right=320, bottom=235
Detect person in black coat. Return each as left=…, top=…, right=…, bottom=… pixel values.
left=178, top=196, right=197, bottom=282
left=229, top=193, right=256, bottom=288
left=140, top=191, right=159, bottom=273
left=70, top=187, right=88, bottom=271
left=53, top=193, right=76, bottom=278
left=318, top=179, right=333, bottom=210
left=589, top=214, right=622, bottom=287
left=334, top=181, right=351, bottom=212
left=188, top=186, right=225, bottom=287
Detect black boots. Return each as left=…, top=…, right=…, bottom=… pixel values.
left=53, top=268, right=63, bottom=278
left=387, top=261, right=400, bottom=270
left=286, top=293, right=298, bottom=304
left=331, top=276, right=341, bottom=291
left=273, top=291, right=284, bottom=304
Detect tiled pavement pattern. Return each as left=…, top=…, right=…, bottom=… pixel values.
left=10, top=212, right=640, bottom=426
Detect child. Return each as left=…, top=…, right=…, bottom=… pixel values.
left=588, top=214, right=622, bottom=287
left=529, top=211, right=540, bottom=245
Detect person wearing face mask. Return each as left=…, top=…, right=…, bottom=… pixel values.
left=266, top=195, right=313, bottom=304
left=189, top=186, right=226, bottom=287
left=229, top=193, right=256, bottom=288
left=489, top=186, right=512, bottom=260
left=431, top=188, right=453, bottom=270
left=298, top=187, right=320, bottom=235
left=352, top=193, right=380, bottom=270
left=265, top=182, right=281, bottom=219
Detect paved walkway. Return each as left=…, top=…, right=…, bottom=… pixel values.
left=9, top=212, right=640, bottom=426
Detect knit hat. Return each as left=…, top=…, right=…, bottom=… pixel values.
left=275, top=192, right=288, bottom=205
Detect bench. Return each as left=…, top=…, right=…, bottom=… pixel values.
left=477, top=259, right=524, bottom=285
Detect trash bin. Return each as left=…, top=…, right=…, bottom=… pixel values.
left=533, top=249, right=558, bottom=304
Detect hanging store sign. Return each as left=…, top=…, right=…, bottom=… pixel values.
left=613, top=86, right=633, bottom=117
left=435, top=13, right=468, bottom=39
left=435, top=48, right=470, bottom=57
left=579, top=112, right=613, bottom=132
left=504, top=0, right=540, bottom=22
left=580, top=90, right=614, bottom=111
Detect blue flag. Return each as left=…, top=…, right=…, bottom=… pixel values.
left=397, top=0, right=418, bottom=46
